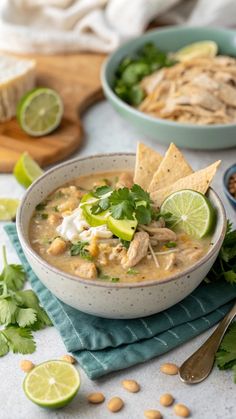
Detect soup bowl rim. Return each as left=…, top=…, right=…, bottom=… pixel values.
left=16, top=152, right=227, bottom=289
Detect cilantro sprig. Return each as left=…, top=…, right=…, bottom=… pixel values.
left=0, top=247, right=51, bottom=357
left=216, top=322, right=236, bottom=383
left=70, top=241, right=92, bottom=260
left=206, top=221, right=236, bottom=284
left=91, top=184, right=153, bottom=225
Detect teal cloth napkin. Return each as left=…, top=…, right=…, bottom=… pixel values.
left=4, top=224, right=236, bottom=380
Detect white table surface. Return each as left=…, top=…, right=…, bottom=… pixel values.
left=0, top=101, right=236, bottom=419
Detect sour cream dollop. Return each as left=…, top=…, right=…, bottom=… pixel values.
left=56, top=207, right=112, bottom=242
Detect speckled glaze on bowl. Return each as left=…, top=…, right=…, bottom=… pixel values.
left=223, top=163, right=236, bottom=211
left=16, top=154, right=227, bottom=319
left=102, top=26, right=236, bottom=150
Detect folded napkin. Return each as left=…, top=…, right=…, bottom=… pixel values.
left=1, top=0, right=236, bottom=54
left=5, top=224, right=236, bottom=379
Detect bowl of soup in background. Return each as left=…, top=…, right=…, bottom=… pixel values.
left=101, top=26, right=236, bottom=150
left=16, top=154, right=227, bottom=319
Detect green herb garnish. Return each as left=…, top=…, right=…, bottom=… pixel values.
left=35, top=202, right=47, bottom=211
left=54, top=191, right=64, bottom=199
left=52, top=206, right=59, bottom=212
left=206, top=221, right=236, bottom=284
left=127, top=268, right=139, bottom=275
left=98, top=272, right=120, bottom=282
left=39, top=213, right=48, bottom=220
left=0, top=247, right=51, bottom=357
left=114, top=42, right=175, bottom=106
left=165, top=241, right=177, bottom=248
left=120, top=239, right=130, bottom=249
left=91, top=184, right=153, bottom=226
left=216, top=322, right=236, bottom=383
left=70, top=241, right=92, bottom=260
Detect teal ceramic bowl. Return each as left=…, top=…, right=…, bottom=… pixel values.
left=101, top=26, right=236, bottom=150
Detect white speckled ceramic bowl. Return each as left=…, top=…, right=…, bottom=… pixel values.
left=17, top=154, right=227, bottom=319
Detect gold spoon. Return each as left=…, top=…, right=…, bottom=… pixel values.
left=179, top=301, right=236, bottom=384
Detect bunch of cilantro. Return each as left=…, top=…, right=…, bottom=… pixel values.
left=0, top=247, right=51, bottom=357
left=216, top=322, right=236, bottom=383
left=114, top=42, right=175, bottom=106
left=206, top=221, right=236, bottom=285
left=91, top=184, right=153, bottom=225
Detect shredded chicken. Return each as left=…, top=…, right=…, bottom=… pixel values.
left=139, top=55, right=236, bottom=124
left=164, top=253, right=176, bottom=270
left=121, top=232, right=149, bottom=269
left=140, top=227, right=177, bottom=242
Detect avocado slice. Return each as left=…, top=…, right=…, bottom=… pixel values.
left=107, top=216, right=137, bottom=241
left=81, top=193, right=109, bottom=227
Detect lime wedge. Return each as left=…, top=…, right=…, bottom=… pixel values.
left=0, top=198, right=20, bottom=221
left=81, top=193, right=109, bottom=227
left=17, top=87, right=63, bottom=137
left=107, top=216, right=137, bottom=241
left=23, top=360, right=80, bottom=408
left=13, top=152, right=44, bottom=188
left=173, top=41, right=218, bottom=62
left=160, top=189, right=215, bottom=238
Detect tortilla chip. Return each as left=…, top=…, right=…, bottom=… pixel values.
left=134, top=142, right=163, bottom=190
left=148, top=143, right=193, bottom=192
left=150, top=160, right=221, bottom=207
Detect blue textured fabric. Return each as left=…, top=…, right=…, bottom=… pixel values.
left=4, top=224, right=236, bottom=379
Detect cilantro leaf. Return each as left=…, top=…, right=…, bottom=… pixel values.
left=91, top=197, right=110, bottom=214
left=0, top=333, right=9, bottom=357
left=2, top=326, right=36, bottom=354
left=16, top=308, right=37, bottom=328
left=206, top=221, right=236, bottom=284
left=216, top=322, right=236, bottom=381
left=120, top=239, right=130, bottom=249
left=0, top=298, right=17, bottom=325
left=0, top=247, right=26, bottom=291
left=131, top=184, right=151, bottom=204
left=16, top=290, right=51, bottom=327
left=70, top=241, right=92, bottom=260
left=127, top=268, right=139, bottom=275
left=92, top=185, right=112, bottom=198
left=135, top=205, right=151, bottom=225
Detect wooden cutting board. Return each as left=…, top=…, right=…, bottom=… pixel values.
left=0, top=52, right=106, bottom=173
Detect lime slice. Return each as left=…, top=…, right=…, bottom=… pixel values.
left=107, top=216, right=137, bottom=241
left=23, top=360, right=80, bottom=408
left=13, top=152, right=44, bottom=188
left=173, top=41, right=218, bottom=62
left=81, top=193, right=109, bottom=227
left=160, top=189, right=215, bottom=238
left=0, top=198, right=20, bottom=221
left=17, top=87, right=63, bottom=137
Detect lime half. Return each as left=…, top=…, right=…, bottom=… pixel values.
left=160, top=189, right=215, bottom=238
left=173, top=41, right=218, bottom=62
left=17, top=87, right=63, bottom=137
left=0, top=198, right=20, bottom=221
left=23, top=360, right=80, bottom=408
left=13, top=152, right=44, bottom=188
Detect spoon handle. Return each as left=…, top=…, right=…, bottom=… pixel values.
left=179, top=301, right=236, bottom=384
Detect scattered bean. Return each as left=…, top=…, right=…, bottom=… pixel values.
left=144, top=409, right=162, bottom=419
left=60, top=354, right=76, bottom=364
left=174, top=403, right=190, bottom=417
left=107, top=397, right=124, bottom=413
left=20, top=359, right=35, bottom=373
left=160, top=362, right=179, bottom=375
left=160, top=393, right=174, bottom=406
left=87, top=392, right=105, bottom=404
left=122, top=379, right=140, bottom=393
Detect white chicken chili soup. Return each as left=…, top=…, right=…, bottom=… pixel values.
left=29, top=171, right=212, bottom=284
